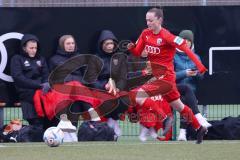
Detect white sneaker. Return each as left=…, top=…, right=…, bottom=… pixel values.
left=88, top=108, right=101, bottom=121
left=57, top=114, right=76, bottom=132
left=107, top=118, right=115, bottom=128
left=113, top=120, right=122, bottom=137
left=195, top=113, right=212, bottom=128
left=62, top=132, right=78, bottom=142
left=139, top=125, right=149, bottom=142
left=149, top=127, right=158, bottom=139
left=177, top=128, right=187, bottom=141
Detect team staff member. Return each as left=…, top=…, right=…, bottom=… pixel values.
left=10, top=34, right=50, bottom=127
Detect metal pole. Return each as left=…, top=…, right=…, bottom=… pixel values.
left=0, top=108, right=3, bottom=128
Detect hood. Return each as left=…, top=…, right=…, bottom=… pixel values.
left=97, top=30, right=118, bottom=57
left=20, top=34, right=40, bottom=57
left=55, top=47, right=79, bottom=58
left=56, top=38, right=79, bottom=58
left=21, top=34, right=39, bottom=48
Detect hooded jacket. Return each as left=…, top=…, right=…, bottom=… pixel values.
left=85, top=30, right=128, bottom=91
left=10, top=34, right=49, bottom=102
left=174, top=47, right=203, bottom=92
left=48, top=44, right=86, bottom=83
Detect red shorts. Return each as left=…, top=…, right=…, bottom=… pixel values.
left=138, top=74, right=180, bottom=103
left=162, top=84, right=180, bottom=102
left=161, top=73, right=180, bottom=102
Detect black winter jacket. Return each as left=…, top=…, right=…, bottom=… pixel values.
left=85, top=30, right=128, bottom=91
left=10, top=34, right=49, bottom=103
left=48, top=46, right=86, bottom=84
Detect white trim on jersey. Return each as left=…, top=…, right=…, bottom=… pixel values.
left=174, top=36, right=184, bottom=45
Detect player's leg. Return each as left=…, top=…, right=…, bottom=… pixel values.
left=135, top=88, right=167, bottom=122
left=135, top=88, right=173, bottom=138
left=178, top=84, right=211, bottom=128
left=169, top=98, right=207, bottom=144
left=177, top=84, right=211, bottom=141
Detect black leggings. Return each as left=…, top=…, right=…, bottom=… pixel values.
left=177, top=84, right=200, bottom=129
left=56, top=100, right=92, bottom=127
left=102, top=96, right=129, bottom=120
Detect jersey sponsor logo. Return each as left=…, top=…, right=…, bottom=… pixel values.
left=24, top=60, right=30, bottom=67
left=113, top=58, right=118, bottom=65
left=174, top=36, right=184, bottom=45
left=151, top=94, right=163, bottom=101
left=145, top=36, right=149, bottom=40
left=36, top=60, right=42, bottom=67
left=157, top=38, right=162, bottom=45
left=144, top=45, right=160, bottom=54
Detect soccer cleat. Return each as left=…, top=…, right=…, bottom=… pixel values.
left=139, top=125, right=149, bottom=142
left=195, top=113, right=212, bottom=128
left=161, top=116, right=173, bottom=137
left=177, top=129, right=187, bottom=141
left=196, top=126, right=207, bottom=144
left=203, top=121, right=212, bottom=128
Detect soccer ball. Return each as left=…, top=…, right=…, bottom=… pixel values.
left=43, top=127, right=64, bottom=147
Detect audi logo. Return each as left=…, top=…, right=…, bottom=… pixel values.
left=0, top=32, right=23, bottom=82
left=144, top=45, right=160, bottom=55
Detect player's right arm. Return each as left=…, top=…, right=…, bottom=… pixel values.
left=127, top=31, right=145, bottom=57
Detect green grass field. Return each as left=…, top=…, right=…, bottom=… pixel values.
left=0, top=140, right=240, bottom=160
left=2, top=105, right=240, bottom=139
left=1, top=106, right=240, bottom=160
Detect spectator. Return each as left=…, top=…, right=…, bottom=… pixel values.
left=10, top=34, right=49, bottom=128
left=85, top=30, right=128, bottom=137
left=174, top=30, right=203, bottom=92
left=48, top=35, right=100, bottom=127
left=174, top=30, right=211, bottom=141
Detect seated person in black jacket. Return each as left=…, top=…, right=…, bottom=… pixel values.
left=85, top=30, right=128, bottom=137
left=48, top=35, right=100, bottom=127
left=10, top=34, right=50, bottom=128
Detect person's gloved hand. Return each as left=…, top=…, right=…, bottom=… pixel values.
left=41, top=82, right=51, bottom=94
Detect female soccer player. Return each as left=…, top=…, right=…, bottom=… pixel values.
left=127, top=8, right=207, bottom=144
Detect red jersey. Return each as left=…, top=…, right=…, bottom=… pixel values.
left=129, top=28, right=206, bottom=77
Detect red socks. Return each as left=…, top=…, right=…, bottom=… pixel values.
left=180, top=105, right=200, bottom=130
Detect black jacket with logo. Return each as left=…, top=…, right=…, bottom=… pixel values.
left=10, top=34, right=49, bottom=103
left=85, top=30, right=128, bottom=91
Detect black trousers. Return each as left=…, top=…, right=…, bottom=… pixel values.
left=57, top=101, right=92, bottom=127
left=99, top=96, right=129, bottom=120
left=177, top=84, right=200, bottom=129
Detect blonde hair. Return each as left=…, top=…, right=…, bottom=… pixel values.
left=58, top=35, right=76, bottom=51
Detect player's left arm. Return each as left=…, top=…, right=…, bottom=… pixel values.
left=166, top=32, right=207, bottom=74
